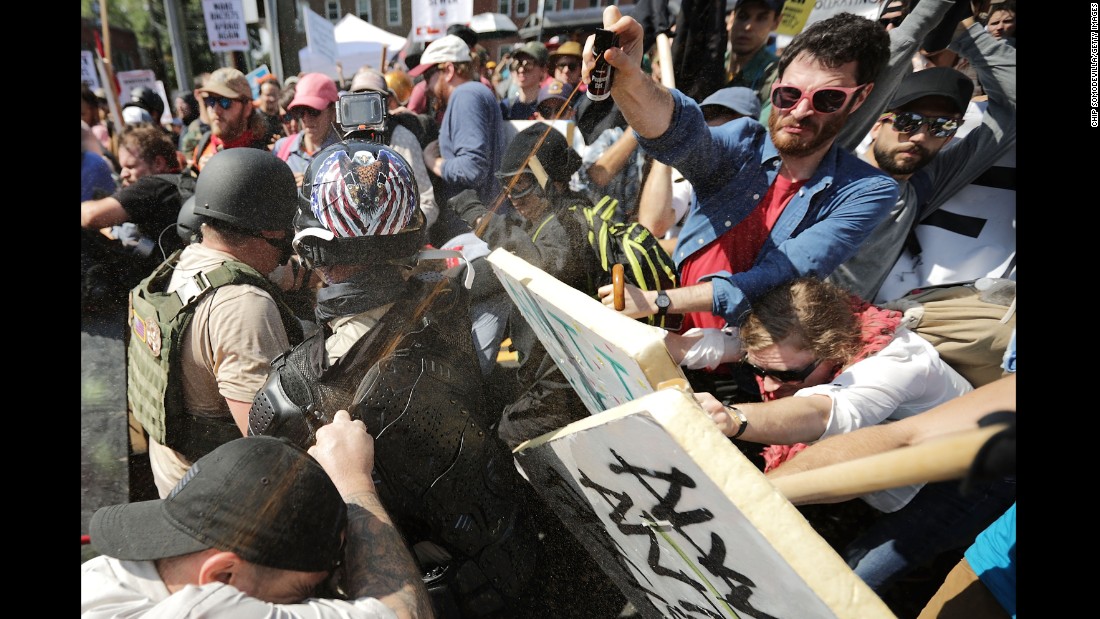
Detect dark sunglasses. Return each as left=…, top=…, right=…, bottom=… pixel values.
left=203, top=96, right=240, bottom=110
left=506, top=173, right=540, bottom=199
left=879, top=111, right=961, bottom=138
left=512, top=58, right=542, bottom=71
left=746, top=358, right=822, bottom=384
left=289, top=107, right=325, bottom=120
left=280, top=112, right=295, bottom=124
left=770, top=83, right=866, bottom=114
left=538, top=101, right=570, bottom=118
left=555, top=61, right=580, bottom=71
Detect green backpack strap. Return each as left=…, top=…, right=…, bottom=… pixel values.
left=530, top=212, right=558, bottom=243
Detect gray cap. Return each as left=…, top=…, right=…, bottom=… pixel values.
left=699, top=86, right=761, bottom=120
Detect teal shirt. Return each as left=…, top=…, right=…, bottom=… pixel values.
left=726, top=45, right=779, bottom=125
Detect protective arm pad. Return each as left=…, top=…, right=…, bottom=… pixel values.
left=248, top=355, right=328, bottom=448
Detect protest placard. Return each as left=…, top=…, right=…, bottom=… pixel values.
left=81, top=51, right=101, bottom=91
left=515, top=387, right=896, bottom=619
left=486, top=248, right=684, bottom=417
left=202, top=0, right=250, bottom=52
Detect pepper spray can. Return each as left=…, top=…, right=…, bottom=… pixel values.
left=587, top=29, right=619, bottom=102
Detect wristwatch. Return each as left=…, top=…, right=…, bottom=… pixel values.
left=654, top=290, right=671, bottom=317
left=729, top=406, right=748, bottom=439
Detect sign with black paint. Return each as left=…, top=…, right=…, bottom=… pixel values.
left=515, top=388, right=895, bottom=619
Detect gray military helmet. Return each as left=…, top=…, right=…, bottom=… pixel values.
left=192, top=149, right=298, bottom=234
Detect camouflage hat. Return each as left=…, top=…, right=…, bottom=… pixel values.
left=196, top=67, right=252, bottom=100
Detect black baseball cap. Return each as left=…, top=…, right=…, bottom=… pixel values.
left=89, top=436, right=347, bottom=572
left=888, top=67, right=974, bottom=115
left=497, top=123, right=581, bottom=183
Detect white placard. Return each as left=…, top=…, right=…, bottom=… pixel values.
left=304, top=7, right=339, bottom=65
left=80, top=51, right=101, bottom=91
left=486, top=249, right=684, bottom=416
left=203, top=0, right=250, bottom=52
left=115, top=69, right=157, bottom=105
left=410, top=0, right=474, bottom=43
left=515, top=388, right=896, bottom=619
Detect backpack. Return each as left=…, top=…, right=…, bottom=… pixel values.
left=882, top=278, right=1016, bottom=388
left=566, top=196, right=680, bottom=329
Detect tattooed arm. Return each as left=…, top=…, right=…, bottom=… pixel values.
left=310, top=411, right=434, bottom=619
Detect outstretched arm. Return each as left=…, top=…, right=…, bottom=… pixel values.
left=767, top=373, right=1016, bottom=481
left=583, top=6, right=675, bottom=139
left=310, top=411, right=433, bottom=619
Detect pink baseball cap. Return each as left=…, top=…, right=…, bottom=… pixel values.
left=288, top=73, right=339, bottom=111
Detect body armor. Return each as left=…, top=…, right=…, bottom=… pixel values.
left=249, top=270, right=539, bottom=616
left=127, top=250, right=304, bottom=462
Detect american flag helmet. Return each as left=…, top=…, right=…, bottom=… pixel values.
left=305, top=142, right=420, bottom=239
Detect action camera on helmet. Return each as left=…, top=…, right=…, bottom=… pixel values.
left=336, top=90, right=387, bottom=135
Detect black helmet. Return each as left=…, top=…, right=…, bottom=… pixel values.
left=496, top=123, right=582, bottom=187
left=293, top=140, right=424, bottom=268
left=176, top=195, right=203, bottom=244
left=192, top=149, right=298, bottom=234
left=125, top=86, right=164, bottom=120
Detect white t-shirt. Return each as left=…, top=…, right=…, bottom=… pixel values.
left=81, top=555, right=398, bottom=618
left=663, top=168, right=695, bottom=241
left=793, top=327, right=973, bottom=512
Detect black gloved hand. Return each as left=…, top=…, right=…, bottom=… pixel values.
left=449, top=188, right=488, bottom=227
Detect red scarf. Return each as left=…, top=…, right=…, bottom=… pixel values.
left=760, top=296, right=903, bottom=472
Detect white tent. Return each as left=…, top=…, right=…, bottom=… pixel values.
left=298, top=14, right=408, bottom=81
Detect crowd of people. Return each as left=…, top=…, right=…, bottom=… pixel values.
left=81, top=1, right=1016, bottom=617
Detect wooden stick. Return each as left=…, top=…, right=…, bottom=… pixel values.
left=612, top=263, right=625, bottom=310
left=770, top=424, right=1008, bottom=505
left=656, top=33, right=675, bottom=89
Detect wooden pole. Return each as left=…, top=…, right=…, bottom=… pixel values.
left=656, top=33, right=675, bottom=89
left=99, top=0, right=112, bottom=93
left=770, top=424, right=1009, bottom=505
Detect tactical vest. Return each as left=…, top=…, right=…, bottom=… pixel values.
left=127, top=249, right=304, bottom=462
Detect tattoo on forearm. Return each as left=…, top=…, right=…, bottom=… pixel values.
left=342, top=493, right=434, bottom=617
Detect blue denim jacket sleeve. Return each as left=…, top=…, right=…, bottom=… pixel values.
left=637, top=89, right=899, bottom=325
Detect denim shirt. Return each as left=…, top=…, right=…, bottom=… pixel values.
left=637, top=89, right=898, bottom=325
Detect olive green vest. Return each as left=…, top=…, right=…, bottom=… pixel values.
left=127, top=249, right=304, bottom=462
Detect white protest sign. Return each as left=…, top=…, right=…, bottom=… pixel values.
left=203, top=0, right=250, bottom=52
left=410, top=0, right=474, bottom=43
left=303, top=6, right=339, bottom=65
left=115, top=69, right=157, bottom=104
left=81, top=51, right=101, bottom=90
left=515, top=387, right=896, bottom=619
left=486, top=248, right=684, bottom=416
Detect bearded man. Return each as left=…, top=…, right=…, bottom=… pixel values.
left=191, top=68, right=270, bottom=172
left=589, top=9, right=897, bottom=334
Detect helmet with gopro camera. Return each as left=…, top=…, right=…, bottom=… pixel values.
left=293, top=139, right=424, bottom=268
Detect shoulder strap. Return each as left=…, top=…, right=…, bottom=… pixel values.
left=530, top=212, right=557, bottom=243
left=146, top=255, right=303, bottom=345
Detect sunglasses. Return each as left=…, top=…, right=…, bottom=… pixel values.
left=770, top=83, right=866, bottom=114
left=512, top=58, right=542, bottom=72
left=289, top=107, right=325, bottom=120
left=746, top=358, right=822, bottom=384
left=538, top=100, right=571, bottom=117
left=879, top=111, right=961, bottom=138
left=555, top=61, right=580, bottom=71
left=203, top=96, right=241, bottom=110
left=506, top=173, right=540, bottom=199
left=280, top=112, right=295, bottom=124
